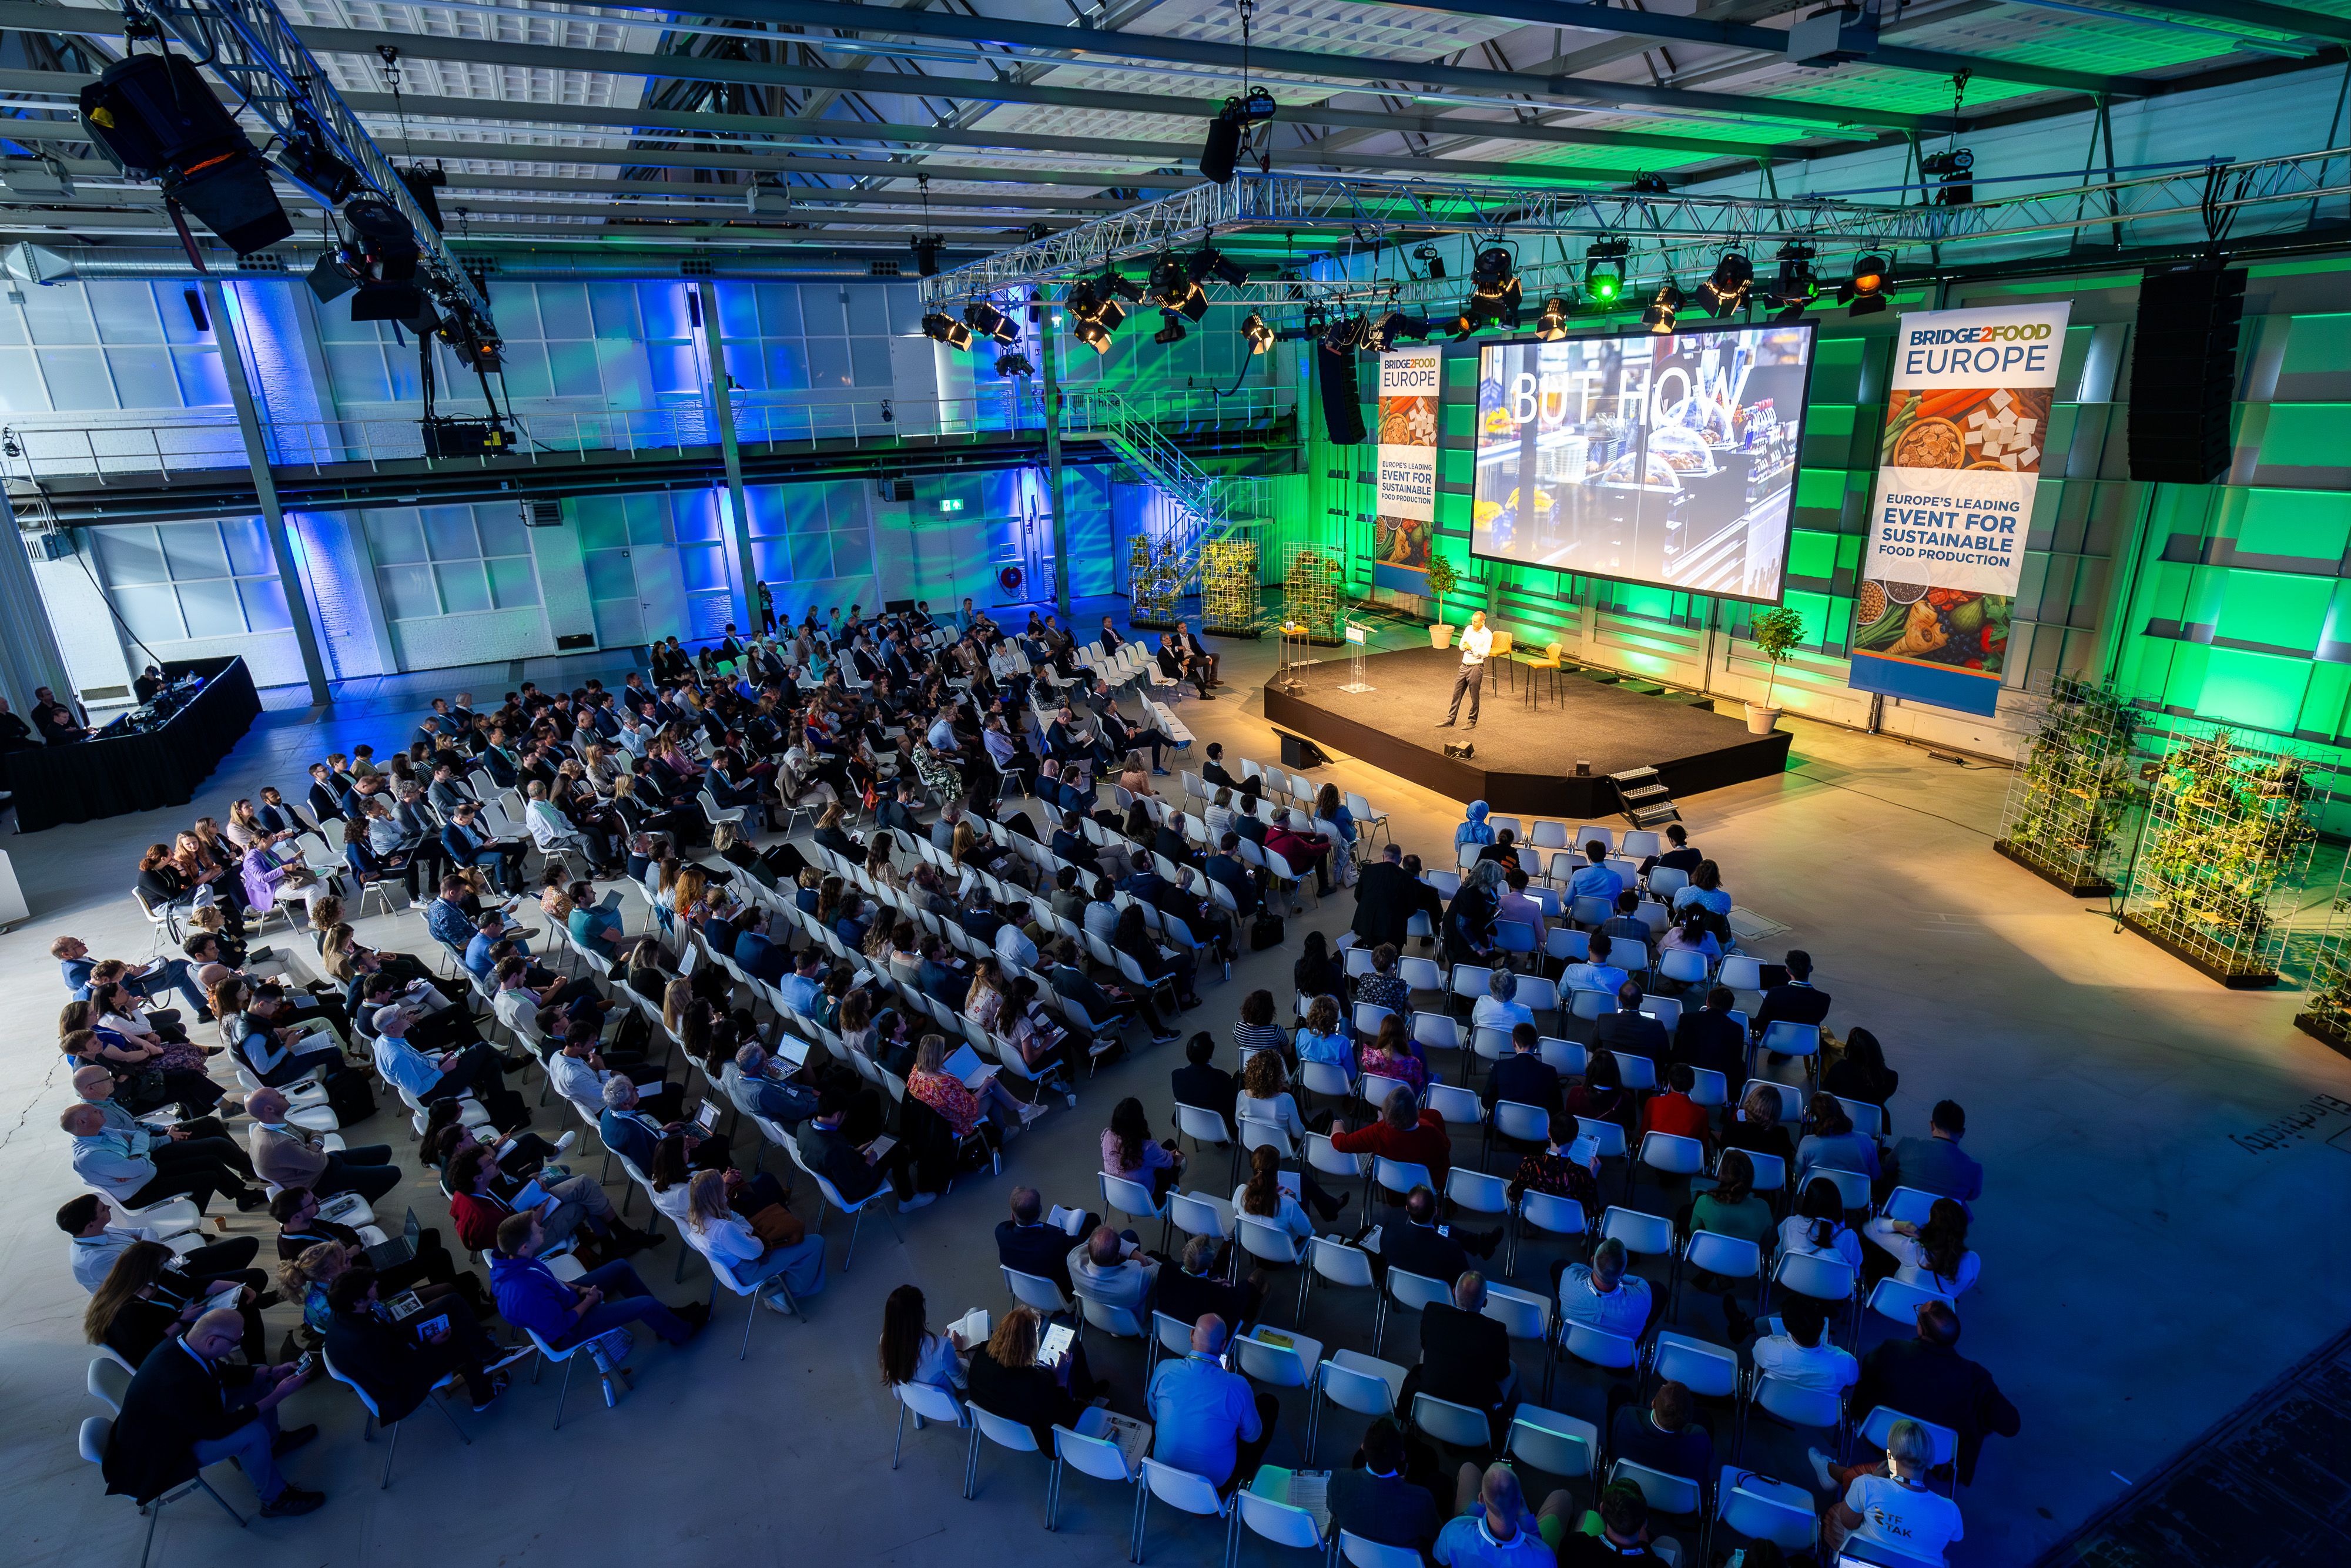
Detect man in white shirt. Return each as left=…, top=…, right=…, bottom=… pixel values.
left=994, top=902, right=1042, bottom=971
left=1438, top=609, right=1493, bottom=730
left=1750, top=1295, right=1858, bottom=1393
left=1820, top=1418, right=1964, bottom=1562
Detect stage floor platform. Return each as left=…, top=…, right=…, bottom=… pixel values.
left=1262, top=646, right=1791, bottom=817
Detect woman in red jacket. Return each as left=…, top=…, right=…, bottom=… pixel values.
left=1329, top=1085, right=1454, bottom=1198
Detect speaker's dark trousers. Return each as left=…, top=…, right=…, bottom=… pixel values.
left=1445, top=659, right=1485, bottom=725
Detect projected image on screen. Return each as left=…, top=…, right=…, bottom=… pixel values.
left=1470, top=323, right=1815, bottom=604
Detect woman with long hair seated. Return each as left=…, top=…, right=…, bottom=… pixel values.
left=909, top=1032, right=1040, bottom=1143
left=877, top=1283, right=970, bottom=1393
left=682, top=1167, right=826, bottom=1314
left=963, top=1303, right=1100, bottom=1447
left=86, top=1238, right=266, bottom=1368
left=1358, top=1013, right=1428, bottom=1098
left=1100, top=1095, right=1184, bottom=1200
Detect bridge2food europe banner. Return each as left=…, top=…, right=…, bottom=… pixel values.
left=1848, top=302, right=2071, bottom=716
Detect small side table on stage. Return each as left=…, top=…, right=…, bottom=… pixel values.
left=1274, top=621, right=1311, bottom=693
left=1338, top=622, right=1375, bottom=692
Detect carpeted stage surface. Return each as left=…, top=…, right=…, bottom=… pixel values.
left=1262, top=646, right=1789, bottom=816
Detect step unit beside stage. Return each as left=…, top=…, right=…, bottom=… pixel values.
left=1261, top=645, right=1791, bottom=818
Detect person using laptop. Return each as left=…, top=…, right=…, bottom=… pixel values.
left=268, top=1187, right=488, bottom=1316
left=323, top=1254, right=523, bottom=1416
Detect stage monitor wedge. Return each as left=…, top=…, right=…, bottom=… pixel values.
left=1467, top=321, right=1817, bottom=606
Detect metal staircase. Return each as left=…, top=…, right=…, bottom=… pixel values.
left=1060, top=389, right=1256, bottom=612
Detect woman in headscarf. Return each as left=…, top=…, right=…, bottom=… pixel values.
left=1454, top=799, right=1496, bottom=852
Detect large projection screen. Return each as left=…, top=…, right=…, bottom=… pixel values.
left=1469, top=321, right=1816, bottom=604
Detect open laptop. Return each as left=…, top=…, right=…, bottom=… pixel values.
left=363, top=1207, right=423, bottom=1271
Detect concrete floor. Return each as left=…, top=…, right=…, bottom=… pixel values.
left=4, top=624, right=2349, bottom=1568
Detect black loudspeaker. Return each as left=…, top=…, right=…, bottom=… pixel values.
left=1442, top=741, right=1475, bottom=759
left=1318, top=342, right=1367, bottom=445
left=1198, top=113, right=1242, bottom=184
left=2128, top=264, right=2245, bottom=485
left=1278, top=733, right=1330, bottom=769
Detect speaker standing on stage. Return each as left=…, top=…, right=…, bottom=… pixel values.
left=1438, top=612, right=1493, bottom=731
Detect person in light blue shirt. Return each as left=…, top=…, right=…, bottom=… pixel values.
left=426, top=887, right=477, bottom=954
left=370, top=1006, right=515, bottom=1114
left=463, top=910, right=533, bottom=979
left=1454, top=800, right=1496, bottom=851
left=775, top=948, right=825, bottom=1020
left=1432, top=1463, right=1576, bottom=1568
left=1293, top=994, right=1355, bottom=1081
left=1566, top=840, right=1624, bottom=906
left=1146, top=1314, right=1274, bottom=1489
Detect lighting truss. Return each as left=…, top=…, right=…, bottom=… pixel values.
left=917, top=151, right=2351, bottom=307
left=132, top=0, right=496, bottom=336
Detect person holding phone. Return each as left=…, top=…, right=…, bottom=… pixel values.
left=323, top=1271, right=518, bottom=1418
left=101, top=1308, right=324, bottom=1518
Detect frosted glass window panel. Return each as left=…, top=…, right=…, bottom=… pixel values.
left=545, top=339, right=600, bottom=397
left=22, top=287, right=96, bottom=346
left=321, top=344, right=393, bottom=403
left=671, top=493, right=721, bottom=544
left=312, top=303, right=378, bottom=345
left=380, top=349, right=423, bottom=406
left=799, top=287, right=846, bottom=339
left=843, top=286, right=890, bottom=336
left=366, top=512, right=429, bottom=566
left=435, top=561, right=493, bottom=615
left=573, top=497, right=627, bottom=552
left=94, top=284, right=166, bottom=344
left=498, top=340, right=553, bottom=402
left=742, top=485, right=788, bottom=538
left=42, top=348, right=120, bottom=411
left=626, top=494, right=671, bottom=546
left=715, top=282, right=761, bottom=342
left=379, top=563, right=438, bottom=619
left=639, top=283, right=695, bottom=340
left=679, top=541, right=730, bottom=594
left=423, top=508, right=482, bottom=562
left=176, top=575, right=246, bottom=638
left=806, top=338, right=850, bottom=389
left=884, top=285, right=923, bottom=337
left=537, top=283, right=593, bottom=341
left=789, top=529, right=834, bottom=581
left=0, top=347, right=38, bottom=413
left=752, top=540, right=791, bottom=584
left=764, top=343, right=808, bottom=391
left=583, top=550, right=635, bottom=600
left=95, top=526, right=170, bottom=584
left=487, top=555, right=540, bottom=609
left=595, top=339, right=652, bottom=408
left=647, top=343, right=701, bottom=398
left=588, top=284, right=640, bottom=341
left=238, top=575, right=293, bottom=632
left=781, top=485, right=825, bottom=534
left=173, top=349, right=230, bottom=408
left=112, top=582, right=185, bottom=642
left=106, top=345, right=179, bottom=408
left=0, top=299, right=24, bottom=345
left=486, top=283, right=542, bottom=342
left=723, top=341, right=766, bottom=391
left=159, top=522, right=230, bottom=579
left=827, top=528, right=872, bottom=578
left=475, top=507, right=530, bottom=559
left=220, top=517, right=273, bottom=577
left=758, top=283, right=802, bottom=339
left=850, top=337, right=891, bottom=387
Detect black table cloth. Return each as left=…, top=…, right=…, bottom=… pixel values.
left=7, top=656, right=262, bottom=832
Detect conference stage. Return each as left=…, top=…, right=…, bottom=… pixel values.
left=1261, top=646, right=1790, bottom=818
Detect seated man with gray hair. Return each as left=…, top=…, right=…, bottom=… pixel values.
left=1153, top=1231, right=1261, bottom=1329
left=1818, top=1416, right=1964, bottom=1563
left=370, top=1002, right=528, bottom=1130
left=1436, top=1461, right=1582, bottom=1568
left=598, top=1073, right=728, bottom=1176
left=721, top=1041, right=820, bottom=1130
left=245, top=1087, right=401, bottom=1202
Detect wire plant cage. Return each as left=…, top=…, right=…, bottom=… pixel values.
left=1281, top=544, right=1345, bottom=645
left=2116, top=721, right=2326, bottom=989
left=1128, top=536, right=1186, bottom=625
left=1199, top=537, right=1261, bottom=636
left=1994, top=673, right=2144, bottom=897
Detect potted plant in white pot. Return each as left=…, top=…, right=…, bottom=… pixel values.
left=1425, top=554, right=1459, bottom=649
left=1746, top=605, right=1804, bottom=734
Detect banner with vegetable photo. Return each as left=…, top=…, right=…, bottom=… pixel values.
left=1850, top=301, right=2071, bottom=717
left=1372, top=347, right=1442, bottom=592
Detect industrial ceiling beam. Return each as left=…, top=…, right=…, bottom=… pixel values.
left=2119, top=0, right=2351, bottom=48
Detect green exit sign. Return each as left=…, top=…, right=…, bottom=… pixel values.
left=939, top=498, right=965, bottom=513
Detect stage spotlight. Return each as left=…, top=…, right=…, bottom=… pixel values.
left=1064, top=279, right=1100, bottom=319
left=1095, top=299, right=1128, bottom=333
left=1075, top=317, right=1115, bottom=354
left=1153, top=313, right=1188, bottom=345
left=920, top=310, right=973, bottom=349
left=994, top=352, right=1035, bottom=377
left=1362, top=309, right=1413, bottom=353
left=1098, top=268, right=1145, bottom=304
left=1321, top=314, right=1369, bottom=355
left=1642, top=280, right=1683, bottom=335
left=306, top=250, right=360, bottom=304
left=1241, top=311, right=1274, bottom=354
left=80, top=51, right=292, bottom=256
left=1535, top=296, right=1573, bottom=340
left=1630, top=172, right=1670, bottom=195
left=1770, top=243, right=1817, bottom=321
left=1922, top=146, right=1974, bottom=206
left=1187, top=243, right=1247, bottom=286
left=1471, top=244, right=1521, bottom=323
left=910, top=233, right=943, bottom=277
left=1841, top=251, right=1893, bottom=316
left=963, top=300, right=1019, bottom=346
left=1415, top=243, right=1446, bottom=282
left=1696, top=250, right=1753, bottom=318
left=1583, top=237, right=1629, bottom=305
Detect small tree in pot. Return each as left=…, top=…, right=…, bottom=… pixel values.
left=1746, top=605, right=1804, bottom=733
left=1425, top=554, right=1460, bottom=648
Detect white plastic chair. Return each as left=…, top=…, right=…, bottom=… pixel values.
left=893, top=1378, right=970, bottom=1468
left=321, top=1345, right=471, bottom=1488
left=79, top=1413, right=248, bottom=1568
left=1308, top=1348, right=1406, bottom=1463
left=1133, top=1458, right=1234, bottom=1565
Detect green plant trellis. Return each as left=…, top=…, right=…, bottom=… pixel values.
left=1995, top=674, right=2143, bottom=897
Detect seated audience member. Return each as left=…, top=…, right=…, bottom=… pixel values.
left=101, top=1306, right=324, bottom=1517
left=1147, top=1313, right=1274, bottom=1490
left=1817, top=1418, right=1964, bottom=1563
left=1156, top=1232, right=1261, bottom=1331
left=1750, top=1293, right=1858, bottom=1395
left=722, top=1041, right=819, bottom=1130
left=1721, top=1082, right=1797, bottom=1166
left=1170, top=1031, right=1239, bottom=1137
left=1329, top=1085, right=1453, bottom=1198
left=995, top=1187, right=1096, bottom=1297
left=1607, top=1379, right=1712, bottom=1486
left=1822, top=1024, right=1899, bottom=1108
left=1101, top=1095, right=1185, bottom=1201
left=1795, top=1095, right=1880, bottom=1182
left=269, top=1185, right=481, bottom=1310
left=1637, top=1062, right=1713, bottom=1149
left=1597, top=889, right=1650, bottom=949
left=1751, top=948, right=1830, bottom=1036
left=323, top=1269, right=514, bottom=1419
left=1555, top=1481, right=1677, bottom=1566
left=1358, top=1014, right=1428, bottom=1098
left=1845, top=1301, right=2020, bottom=1486
left=245, top=1088, right=402, bottom=1203
left=1863, top=1197, right=1981, bottom=1296
left=370, top=1006, right=527, bottom=1129
left=490, top=1211, right=709, bottom=1355
left=63, top=1103, right=264, bottom=1215
left=798, top=1087, right=930, bottom=1212
left=1066, top=1224, right=1160, bottom=1316
left=59, top=1192, right=256, bottom=1296
left=1327, top=1418, right=1442, bottom=1552
left=1471, top=967, right=1533, bottom=1036
left=1555, top=1236, right=1653, bottom=1341
left=877, top=1284, right=972, bottom=1395
left=1563, top=930, right=1629, bottom=1002
left=1564, top=1051, right=1636, bottom=1135
left=1887, top=1099, right=1983, bottom=1202
left=1504, top=1111, right=1602, bottom=1219
left=1385, top=1183, right=1501, bottom=1280
left=1594, top=980, right=1669, bottom=1068
left=69, top=1064, right=250, bottom=1182
left=1293, top=995, right=1354, bottom=1081
left=964, top=1304, right=1093, bottom=1448
left=1407, top=1271, right=1516, bottom=1446
left=445, top=1141, right=642, bottom=1258
left=1647, top=823, right=1703, bottom=877
left=83, top=1237, right=267, bottom=1367
left=682, top=1167, right=825, bottom=1312
left=1436, top=1463, right=1578, bottom=1568
left=1779, top=1176, right=1865, bottom=1274
left=1483, top=1023, right=1561, bottom=1114
left=1670, top=987, right=1747, bottom=1097
left=600, top=1074, right=726, bottom=1177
